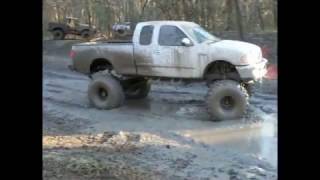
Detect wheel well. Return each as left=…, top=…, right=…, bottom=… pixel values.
left=90, top=59, right=112, bottom=74
left=203, top=61, right=240, bottom=81
left=81, top=29, right=90, bottom=34
left=53, top=27, right=64, bottom=33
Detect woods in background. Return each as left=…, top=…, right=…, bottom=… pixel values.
left=43, top=0, right=277, bottom=38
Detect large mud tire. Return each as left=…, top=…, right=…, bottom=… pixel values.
left=88, top=73, right=125, bottom=109
left=244, top=83, right=255, bottom=97
left=52, top=29, right=65, bottom=40
left=81, top=30, right=91, bottom=39
left=206, top=80, right=249, bottom=121
left=124, top=80, right=151, bottom=99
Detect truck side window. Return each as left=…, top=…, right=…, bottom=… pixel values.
left=159, top=25, right=187, bottom=46
left=139, top=25, right=154, bottom=45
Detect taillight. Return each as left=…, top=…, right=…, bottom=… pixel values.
left=265, top=64, right=277, bottom=80
left=69, top=50, right=75, bottom=59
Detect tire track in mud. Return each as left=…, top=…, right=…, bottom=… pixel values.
left=253, top=92, right=277, bottom=100
left=43, top=66, right=277, bottom=115
left=47, top=89, right=63, bottom=94
left=44, top=88, right=275, bottom=122
left=44, top=83, right=276, bottom=124
left=45, top=83, right=87, bottom=94
left=44, top=70, right=88, bottom=81
left=43, top=109, right=92, bottom=136
left=44, top=96, right=90, bottom=109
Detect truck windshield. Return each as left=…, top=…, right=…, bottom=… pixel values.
left=182, top=25, right=221, bottom=44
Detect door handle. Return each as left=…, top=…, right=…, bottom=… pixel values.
left=153, top=49, right=160, bottom=54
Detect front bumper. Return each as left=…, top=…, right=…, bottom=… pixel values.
left=236, top=58, right=268, bottom=81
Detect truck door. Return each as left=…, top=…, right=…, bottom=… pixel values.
left=134, top=24, right=197, bottom=78
left=134, top=25, right=156, bottom=75
left=154, top=25, right=196, bottom=77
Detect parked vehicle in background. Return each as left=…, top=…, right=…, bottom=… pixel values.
left=48, top=17, right=97, bottom=40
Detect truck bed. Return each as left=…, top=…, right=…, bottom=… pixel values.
left=72, top=40, right=135, bottom=75
left=104, top=39, right=132, bottom=43
left=73, top=40, right=132, bottom=46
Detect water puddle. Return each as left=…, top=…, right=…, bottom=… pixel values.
left=182, top=114, right=277, bottom=168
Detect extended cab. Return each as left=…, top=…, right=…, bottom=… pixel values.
left=69, top=21, right=268, bottom=121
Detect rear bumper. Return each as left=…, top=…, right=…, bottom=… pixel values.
left=236, top=58, right=268, bottom=81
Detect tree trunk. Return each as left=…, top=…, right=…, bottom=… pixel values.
left=225, top=0, right=233, bottom=31
left=256, top=0, right=265, bottom=31
left=200, top=0, right=205, bottom=26
left=234, top=0, right=244, bottom=40
left=139, top=0, right=149, bottom=21
left=208, top=0, right=215, bottom=31
left=56, top=5, right=60, bottom=22
left=86, top=1, right=91, bottom=27
left=273, top=0, right=277, bottom=28
left=88, top=13, right=91, bottom=27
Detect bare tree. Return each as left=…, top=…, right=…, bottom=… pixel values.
left=256, top=0, right=265, bottom=31
left=85, top=0, right=92, bottom=27
left=43, top=0, right=277, bottom=38
left=224, top=0, right=234, bottom=31
left=234, top=0, right=245, bottom=40
left=139, top=0, right=149, bottom=20
left=273, top=0, right=277, bottom=28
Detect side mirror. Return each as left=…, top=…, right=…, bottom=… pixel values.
left=181, top=38, right=193, bottom=46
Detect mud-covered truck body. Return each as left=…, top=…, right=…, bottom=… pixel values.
left=69, top=21, right=268, bottom=120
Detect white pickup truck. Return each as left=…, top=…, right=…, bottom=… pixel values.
left=69, top=21, right=268, bottom=120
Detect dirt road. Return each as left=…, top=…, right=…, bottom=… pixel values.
left=43, top=40, right=277, bottom=180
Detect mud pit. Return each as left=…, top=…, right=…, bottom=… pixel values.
left=43, top=40, right=277, bottom=179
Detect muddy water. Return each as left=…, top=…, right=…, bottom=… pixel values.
left=101, top=86, right=278, bottom=168
left=182, top=114, right=278, bottom=168
left=124, top=95, right=278, bottom=168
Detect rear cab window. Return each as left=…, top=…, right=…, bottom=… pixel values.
left=139, top=25, right=154, bottom=45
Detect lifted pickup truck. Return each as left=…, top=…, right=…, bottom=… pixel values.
left=69, top=21, right=268, bottom=121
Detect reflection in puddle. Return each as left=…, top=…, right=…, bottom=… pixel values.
left=120, top=93, right=277, bottom=168
left=183, top=115, right=277, bottom=168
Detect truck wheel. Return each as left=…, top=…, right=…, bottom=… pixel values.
left=243, top=83, right=255, bottom=97
left=124, top=80, right=151, bottom=99
left=88, top=74, right=125, bottom=109
left=52, top=29, right=65, bottom=40
left=81, top=30, right=90, bottom=39
left=206, top=80, right=249, bottom=121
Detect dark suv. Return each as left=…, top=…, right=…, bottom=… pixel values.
left=48, top=17, right=97, bottom=40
